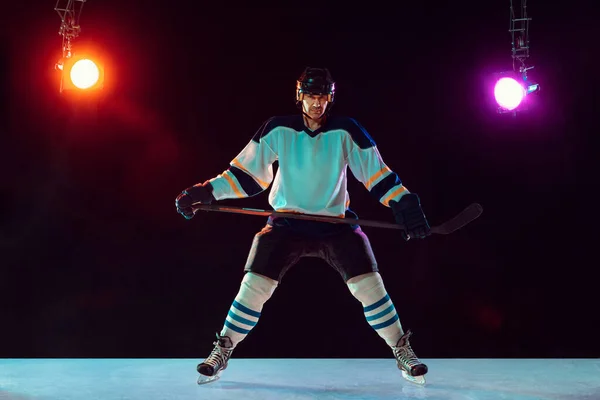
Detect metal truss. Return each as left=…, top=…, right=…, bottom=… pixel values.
left=509, top=0, right=534, bottom=75
left=55, top=0, right=87, bottom=60
left=54, top=1, right=87, bottom=92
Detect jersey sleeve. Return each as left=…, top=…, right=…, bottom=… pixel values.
left=207, top=119, right=278, bottom=200
left=344, top=118, right=410, bottom=207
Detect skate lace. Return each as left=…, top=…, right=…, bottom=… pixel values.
left=393, top=332, right=421, bottom=370
left=204, top=341, right=233, bottom=370
left=394, top=343, right=421, bottom=369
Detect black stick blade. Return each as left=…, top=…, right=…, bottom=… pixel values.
left=431, top=203, right=483, bottom=235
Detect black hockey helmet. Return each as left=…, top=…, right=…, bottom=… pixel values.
left=295, top=67, right=335, bottom=105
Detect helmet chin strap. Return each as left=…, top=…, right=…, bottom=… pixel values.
left=301, top=102, right=327, bottom=123
left=302, top=110, right=319, bottom=121
left=302, top=110, right=327, bottom=127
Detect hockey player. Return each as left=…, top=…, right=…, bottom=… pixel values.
left=175, top=67, right=431, bottom=385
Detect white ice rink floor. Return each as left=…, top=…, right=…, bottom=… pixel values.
left=1, top=359, right=599, bottom=400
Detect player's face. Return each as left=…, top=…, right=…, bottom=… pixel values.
left=302, top=94, right=329, bottom=119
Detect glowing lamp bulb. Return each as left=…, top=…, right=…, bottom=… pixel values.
left=70, top=59, right=100, bottom=89
left=494, top=77, right=525, bottom=111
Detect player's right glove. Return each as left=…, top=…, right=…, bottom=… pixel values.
left=175, top=182, right=215, bottom=220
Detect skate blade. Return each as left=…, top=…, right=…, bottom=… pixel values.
left=401, top=370, right=426, bottom=386
left=197, top=372, right=222, bottom=385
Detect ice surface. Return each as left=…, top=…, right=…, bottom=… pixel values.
left=1, top=358, right=599, bottom=400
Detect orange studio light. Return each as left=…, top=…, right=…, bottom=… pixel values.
left=59, top=54, right=105, bottom=93
left=70, top=59, right=99, bottom=89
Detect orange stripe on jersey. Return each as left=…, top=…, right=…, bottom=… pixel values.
left=223, top=172, right=245, bottom=198
left=232, top=158, right=270, bottom=188
left=365, top=167, right=391, bottom=190
left=381, top=186, right=408, bottom=207
left=275, top=208, right=303, bottom=214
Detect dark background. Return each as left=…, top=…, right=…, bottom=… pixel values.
left=1, top=1, right=598, bottom=360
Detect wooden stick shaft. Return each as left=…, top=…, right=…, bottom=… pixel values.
left=193, top=204, right=407, bottom=230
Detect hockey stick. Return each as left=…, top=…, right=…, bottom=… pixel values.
left=191, top=203, right=482, bottom=235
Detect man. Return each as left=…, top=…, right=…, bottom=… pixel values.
left=175, top=67, right=431, bottom=385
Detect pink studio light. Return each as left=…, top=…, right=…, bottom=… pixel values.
left=494, top=77, right=526, bottom=111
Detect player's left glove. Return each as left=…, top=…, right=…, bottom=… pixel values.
left=390, top=193, right=431, bottom=241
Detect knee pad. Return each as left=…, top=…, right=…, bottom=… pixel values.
left=346, top=272, right=384, bottom=301
left=240, top=272, right=278, bottom=301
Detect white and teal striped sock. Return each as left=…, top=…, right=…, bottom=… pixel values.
left=347, top=272, right=404, bottom=347
left=219, top=272, right=278, bottom=348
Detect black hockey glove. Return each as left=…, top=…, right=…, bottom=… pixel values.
left=175, top=182, right=215, bottom=220
left=390, top=193, right=431, bottom=241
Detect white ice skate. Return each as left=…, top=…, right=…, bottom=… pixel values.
left=196, top=333, right=234, bottom=385
left=392, top=330, right=428, bottom=385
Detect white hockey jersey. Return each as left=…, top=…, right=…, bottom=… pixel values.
left=207, top=115, right=409, bottom=218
